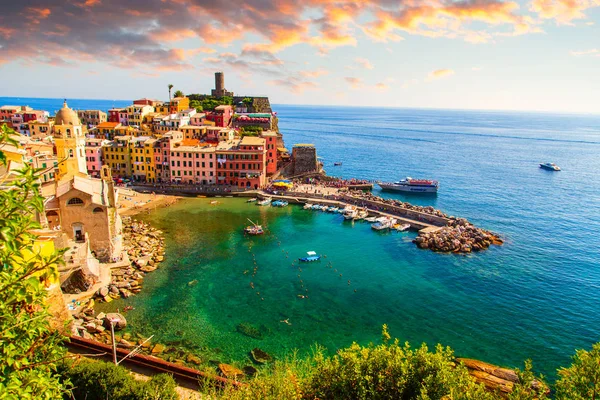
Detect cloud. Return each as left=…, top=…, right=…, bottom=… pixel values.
left=268, top=77, right=318, bottom=94
left=570, top=48, right=599, bottom=56
left=344, top=77, right=363, bottom=89
left=374, top=82, right=389, bottom=91
left=428, top=69, right=455, bottom=80
left=299, top=68, right=329, bottom=78
left=530, top=0, right=600, bottom=24
left=355, top=57, right=374, bottom=70
left=0, top=0, right=569, bottom=73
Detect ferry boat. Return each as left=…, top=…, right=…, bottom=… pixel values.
left=540, top=162, right=561, bottom=171
left=342, top=205, right=358, bottom=220
left=257, top=197, right=272, bottom=206
left=378, top=177, right=439, bottom=194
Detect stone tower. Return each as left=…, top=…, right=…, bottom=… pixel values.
left=53, top=101, right=88, bottom=181
left=211, top=71, right=233, bottom=97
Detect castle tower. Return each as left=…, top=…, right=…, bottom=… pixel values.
left=53, top=101, right=88, bottom=181
left=215, top=72, right=224, bottom=95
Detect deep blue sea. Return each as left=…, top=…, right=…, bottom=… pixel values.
left=4, top=97, right=600, bottom=378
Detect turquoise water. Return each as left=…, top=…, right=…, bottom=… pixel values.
left=5, top=97, right=600, bottom=377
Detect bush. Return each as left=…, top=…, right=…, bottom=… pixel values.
left=60, top=359, right=177, bottom=400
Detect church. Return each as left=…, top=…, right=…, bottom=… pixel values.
left=41, top=101, right=122, bottom=263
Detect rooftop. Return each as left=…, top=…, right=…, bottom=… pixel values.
left=240, top=136, right=266, bottom=146
left=97, top=122, right=120, bottom=129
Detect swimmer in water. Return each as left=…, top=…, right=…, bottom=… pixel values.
left=280, top=318, right=291, bottom=325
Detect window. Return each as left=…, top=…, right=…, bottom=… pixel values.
left=67, top=197, right=84, bottom=206
left=93, top=207, right=103, bottom=213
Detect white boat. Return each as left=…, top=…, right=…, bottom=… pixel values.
left=247, top=198, right=257, bottom=203
left=303, top=203, right=313, bottom=210
left=342, top=205, right=358, bottom=220
left=257, top=198, right=271, bottom=206
left=364, top=217, right=377, bottom=223
left=540, top=162, right=561, bottom=171
left=357, top=210, right=369, bottom=220
left=371, top=217, right=397, bottom=231
left=394, top=223, right=411, bottom=232
left=378, top=177, right=439, bottom=194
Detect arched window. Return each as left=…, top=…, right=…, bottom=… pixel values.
left=67, top=197, right=84, bottom=206
left=92, top=207, right=103, bottom=213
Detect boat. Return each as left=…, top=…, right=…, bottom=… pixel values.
left=257, top=197, right=272, bottom=206
left=394, top=223, right=411, bottom=232
left=247, top=198, right=257, bottom=203
left=299, top=251, right=321, bottom=262
left=342, top=205, right=358, bottom=220
left=378, top=177, right=439, bottom=194
left=312, top=204, right=323, bottom=210
left=244, top=219, right=264, bottom=235
left=540, top=162, right=561, bottom=171
left=303, top=203, right=313, bottom=210
left=334, top=162, right=342, bottom=166
left=371, top=217, right=397, bottom=231
left=357, top=209, right=369, bottom=220
left=272, top=200, right=288, bottom=207
left=328, top=207, right=339, bottom=213
left=364, top=217, right=377, bottom=223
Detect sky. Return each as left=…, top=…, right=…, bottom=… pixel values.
left=0, top=0, right=599, bottom=113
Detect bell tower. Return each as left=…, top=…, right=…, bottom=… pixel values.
left=52, top=101, right=88, bottom=181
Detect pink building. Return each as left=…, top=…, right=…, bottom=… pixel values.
left=215, top=136, right=267, bottom=189
left=261, top=130, right=278, bottom=175
left=154, top=131, right=183, bottom=183
left=118, top=110, right=128, bottom=126
left=169, top=140, right=216, bottom=184
left=86, top=138, right=106, bottom=178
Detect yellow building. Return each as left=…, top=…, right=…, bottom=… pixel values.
left=169, top=97, right=190, bottom=113
left=130, top=137, right=156, bottom=182
left=52, top=101, right=87, bottom=181
left=102, top=135, right=133, bottom=178
left=180, top=125, right=207, bottom=140
left=126, top=104, right=153, bottom=127
left=29, top=120, right=55, bottom=139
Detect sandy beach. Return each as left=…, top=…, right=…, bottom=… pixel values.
left=117, top=187, right=181, bottom=216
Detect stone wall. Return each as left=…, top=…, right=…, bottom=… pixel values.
left=292, top=146, right=318, bottom=175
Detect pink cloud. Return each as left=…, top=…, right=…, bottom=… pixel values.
left=427, top=69, right=456, bottom=80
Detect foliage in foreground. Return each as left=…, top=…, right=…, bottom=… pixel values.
left=0, top=124, right=68, bottom=399
left=555, top=342, right=600, bottom=400
left=59, top=359, right=178, bottom=400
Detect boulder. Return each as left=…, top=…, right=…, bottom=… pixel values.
left=218, top=363, right=244, bottom=379
left=152, top=343, right=166, bottom=354
left=103, top=313, right=127, bottom=330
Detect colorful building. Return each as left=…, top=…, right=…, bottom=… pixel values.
left=169, top=140, right=216, bottom=184
left=215, top=136, right=266, bottom=189
left=77, top=110, right=107, bottom=128
left=168, top=97, right=190, bottom=114
left=29, top=120, right=55, bottom=139
left=180, top=125, right=207, bottom=140
left=102, top=136, right=133, bottom=178
left=52, top=101, right=88, bottom=181
left=206, top=105, right=233, bottom=127
left=0, top=105, right=32, bottom=127
left=107, top=108, right=123, bottom=123
left=154, top=131, right=183, bottom=183
left=91, top=122, right=121, bottom=140
left=126, top=104, right=153, bottom=127
left=130, top=137, right=156, bottom=182
left=85, top=138, right=107, bottom=178
left=261, top=130, right=278, bottom=175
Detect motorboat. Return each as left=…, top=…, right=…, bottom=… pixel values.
left=312, top=204, right=322, bottom=210
left=342, top=205, right=358, bottom=220
left=272, top=200, right=288, bottom=207
left=357, top=209, right=369, bottom=220
left=378, top=177, right=439, bottom=194
left=299, top=251, right=321, bottom=262
left=371, top=217, right=397, bottom=231
left=247, top=198, right=257, bottom=203
left=364, top=217, right=378, bottom=223
left=540, top=162, right=561, bottom=171
left=394, top=223, right=411, bottom=232
left=257, top=197, right=272, bottom=206
left=334, top=162, right=342, bottom=166
left=244, top=219, right=264, bottom=235
left=303, top=203, right=313, bottom=210
left=328, top=207, right=339, bottom=213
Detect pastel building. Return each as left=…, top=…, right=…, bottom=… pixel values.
left=261, top=130, right=279, bottom=175
left=206, top=105, right=233, bottom=127
left=85, top=138, right=107, bottom=178
left=102, top=136, right=133, bottom=178
left=77, top=110, right=107, bottom=127
left=130, top=136, right=156, bottom=182
left=0, top=105, right=32, bottom=126
left=180, top=125, right=207, bottom=140
left=154, top=131, right=183, bottom=182
left=29, top=120, right=55, bottom=139
left=152, top=113, right=190, bottom=134
left=52, top=101, right=87, bottom=181
left=169, top=140, right=216, bottom=184
left=91, top=122, right=121, bottom=140
left=108, top=108, right=123, bottom=123
left=189, top=112, right=207, bottom=126
left=126, top=104, right=153, bottom=127
left=215, top=136, right=267, bottom=189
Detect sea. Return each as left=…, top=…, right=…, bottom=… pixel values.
left=3, top=97, right=600, bottom=379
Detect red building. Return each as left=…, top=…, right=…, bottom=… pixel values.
left=108, top=108, right=123, bottom=123
left=261, top=130, right=278, bottom=175
left=206, top=105, right=233, bottom=127
left=215, top=136, right=266, bottom=189
left=23, top=110, right=47, bottom=123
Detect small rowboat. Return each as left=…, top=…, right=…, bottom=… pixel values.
left=299, top=251, right=321, bottom=262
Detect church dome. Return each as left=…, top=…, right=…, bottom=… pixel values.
left=54, top=101, right=80, bottom=126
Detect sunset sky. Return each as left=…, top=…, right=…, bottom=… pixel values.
left=1, top=0, right=599, bottom=113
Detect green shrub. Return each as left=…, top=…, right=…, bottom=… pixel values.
left=60, top=359, right=177, bottom=400
left=555, top=342, right=600, bottom=400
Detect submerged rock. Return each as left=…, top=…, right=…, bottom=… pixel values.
left=218, top=363, right=244, bottom=379
left=236, top=322, right=263, bottom=339
left=250, top=348, right=273, bottom=364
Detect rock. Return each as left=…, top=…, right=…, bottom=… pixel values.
left=243, top=365, right=258, bottom=376
left=84, top=322, right=97, bottom=333
left=110, top=285, right=120, bottom=295
left=119, top=339, right=135, bottom=349
left=218, top=363, right=244, bottom=379
left=61, top=268, right=98, bottom=294
left=95, top=325, right=106, bottom=333
left=186, top=354, right=202, bottom=365
left=250, top=348, right=273, bottom=364
left=98, top=287, right=109, bottom=297
left=152, top=343, right=166, bottom=354
left=103, top=313, right=127, bottom=330
left=139, top=265, right=157, bottom=273
left=96, top=312, right=106, bottom=320
left=236, top=322, right=263, bottom=339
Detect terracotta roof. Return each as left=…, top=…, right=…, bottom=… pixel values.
left=97, top=122, right=120, bottom=129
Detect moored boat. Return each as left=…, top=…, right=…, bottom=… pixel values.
left=394, top=223, right=411, bottom=232
left=371, top=217, right=397, bottom=231
left=539, top=162, right=561, bottom=171
left=272, top=200, right=289, bottom=207
left=299, top=251, right=321, bottom=262
left=357, top=209, right=369, bottom=220
left=342, top=205, right=358, bottom=220
left=257, top=197, right=272, bottom=206
left=247, top=198, right=257, bottom=203
left=303, top=203, right=313, bottom=210
left=378, top=177, right=439, bottom=194
left=244, top=219, right=264, bottom=235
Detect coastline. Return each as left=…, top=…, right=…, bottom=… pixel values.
left=117, top=188, right=181, bottom=216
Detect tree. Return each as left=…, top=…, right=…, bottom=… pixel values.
left=168, top=84, right=173, bottom=101
left=0, top=124, right=69, bottom=399
left=221, top=96, right=233, bottom=105
left=555, top=343, right=600, bottom=400
left=173, top=90, right=184, bottom=98
left=189, top=100, right=203, bottom=112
